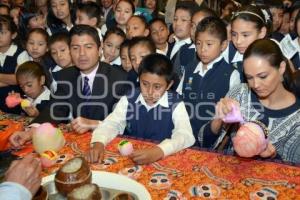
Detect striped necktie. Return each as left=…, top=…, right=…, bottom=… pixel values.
left=82, top=76, right=91, bottom=97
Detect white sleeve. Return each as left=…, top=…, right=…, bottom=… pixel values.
left=157, top=101, right=195, bottom=156
left=229, top=69, right=241, bottom=89
left=176, top=71, right=185, bottom=95
left=0, top=182, right=32, bottom=200
left=91, top=96, right=128, bottom=145
left=17, top=51, right=30, bottom=65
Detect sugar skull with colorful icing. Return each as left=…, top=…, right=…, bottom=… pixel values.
left=250, top=187, right=278, bottom=200
left=119, top=165, right=143, bottom=179
left=149, top=172, right=171, bottom=189
left=189, top=184, right=221, bottom=198
left=94, top=157, right=118, bottom=170
left=163, top=190, right=187, bottom=200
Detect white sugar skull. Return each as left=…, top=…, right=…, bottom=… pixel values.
left=94, top=157, right=118, bottom=170
left=250, top=187, right=278, bottom=200
left=163, top=190, right=187, bottom=200
left=149, top=172, right=171, bottom=189
left=189, top=184, right=221, bottom=198
left=119, top=165, right=143, bottom=179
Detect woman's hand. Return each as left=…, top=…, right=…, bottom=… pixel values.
left=259, top=142, right=277, bottom=158
left=85, top=142, right=105, bottom=163
left=215, top=97, right=240, bottom=120
left=130, top=146, right=164, bottom=165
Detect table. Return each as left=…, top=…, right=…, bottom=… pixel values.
left=1, top=115, right=300, bottom=199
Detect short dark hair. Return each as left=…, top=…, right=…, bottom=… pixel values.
left=149, top=17, right=167, bottom=28
left=69, top=24, right=100, bottom=48
left=128, top=36, right=156, bottom=55
left=129, top=15, right=148, bottom=29
left=269, top=0, right=284, bottom=9
left=48, top=31, right=70, bottom=48
left=138, top=53, right=174, bottom=84
left=196, top=16, right=227, bottom=42
left=26, top=28, right=49, bottom=43
left=175, top=1, right=199, bottom=18
left=103, top=27, right=126, bottom=41
left=16, top=61, right=45, bottom=81
left=77, top=2, right=101, bottom=26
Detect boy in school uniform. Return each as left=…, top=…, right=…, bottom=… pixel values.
left=180, top=17, right=240, bottom=148
left=75, top=1, right=103, bottom=41
left=86, top=54, right=195, bottom=165
left=167, top=3, right=196, bottom=79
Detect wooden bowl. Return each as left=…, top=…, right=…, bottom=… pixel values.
left=55, top=157, right=91, bottom=196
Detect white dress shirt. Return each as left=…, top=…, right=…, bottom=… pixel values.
left=156, top=43, right=169, bottom=56
left=0, top=44, right=30, bottom=67
left=26, top=86, right=51, bottom=106
left=91, top=91, right=195, bottom=157
left=231, top=50, right=243, bottom=63
left=170, top=37, right=192, bottom=59
left=80, top=64, right=99, bottom=93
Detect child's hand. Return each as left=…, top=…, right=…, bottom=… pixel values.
left=85, top=142, right=105, bottom=163
left=9, top=128, right=35, bottom=148
left=8, top=91, right=21, bottom=98
left=130, top=146, right=164, bottom=165
left=71, top=117, right=100, bottom=134
left=23, top=106, right=39, bottom=117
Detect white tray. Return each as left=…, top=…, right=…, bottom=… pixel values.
left=42, top=171, right=152, bottom=200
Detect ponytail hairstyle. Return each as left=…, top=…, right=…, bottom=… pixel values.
left=243, top=39, right=296, bottom=93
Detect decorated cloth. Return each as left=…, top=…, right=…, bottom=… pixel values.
left=0, top=115, right=299, bottom=199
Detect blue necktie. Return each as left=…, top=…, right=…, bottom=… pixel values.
left=82, top=76, right=91, bottom=97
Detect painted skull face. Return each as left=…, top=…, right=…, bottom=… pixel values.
left=55, top=154, right=72, bottom=165
left=190, top=184, right=221, bottom=198
left=250, top=187, right=278, bottom=200
left=119, top=165, right=143, bottom=179
left=164, top=190, right=186, bottom=200
left=94, top=157, right=118, bottom=170
left=149, top=172, right=171, bottom=189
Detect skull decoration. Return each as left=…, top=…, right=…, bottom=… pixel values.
left=189, top=184, right=221, bottom=198
left=163, top=190, right=187, bottom=200
left=55, top=154, right=72, bottom=165
left=149, top=172, right=172, bottom=189
left=250, top=187, right=278, bottom=200
left=93, top=157, right=118, bottom=170
left=119, top=165, right=143, bottom=179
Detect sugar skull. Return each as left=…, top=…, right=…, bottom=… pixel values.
left=119, top=165, right=143, bottom=179
left=189, top=184, right=221, bottom=198
left=163, top=190, right=187, bottom=200
left=55, top=154, right=72, bottom=165
left=250, top=187, right=278, bottom=200
left=149, top=172, right=171, bottom=189
left=93, top=157, right=118, bottom=170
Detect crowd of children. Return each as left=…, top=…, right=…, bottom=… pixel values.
left=1, top=0, right=300, bottom=165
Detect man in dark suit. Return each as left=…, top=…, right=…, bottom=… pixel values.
left=9, top=25, right=129, bottom=147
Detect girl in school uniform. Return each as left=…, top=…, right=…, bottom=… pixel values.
left=101, top=27, right=126, bottom=67
left=102, top=0, right=134, bottom=35
left=86, top=53, right=195, bottom=164
left=126, top=15, right=150, bottom=39
left=47, top=0, right=75, bottom=34
left=290, top=11, right=300, bottom=69
left=180, top=16, right=240, bottom=148
left=9, top=61, right=51, bottom=117
left=227, top=5, right=269, bottom=82
left=0, top=15, right=30, bottom=113
left=120, top=39, right=133, bottom=72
